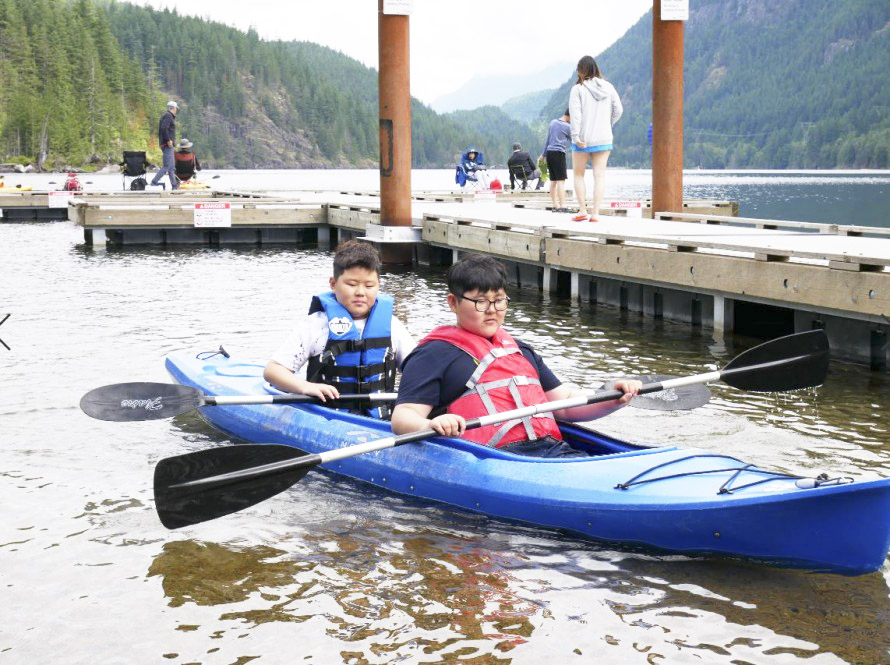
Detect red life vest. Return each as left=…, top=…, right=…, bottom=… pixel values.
left=419, top=325, right=562, bottom=447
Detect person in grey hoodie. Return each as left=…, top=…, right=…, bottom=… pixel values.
left=568, top=55, right=622, bottom=221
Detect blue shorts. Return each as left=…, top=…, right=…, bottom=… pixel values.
left=572, top=144, right=612, bottom=153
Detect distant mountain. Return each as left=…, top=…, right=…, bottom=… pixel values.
left=443, top=106, right=541, bottom=166
left=540, top=0, right=890, bottom=168
left=432, top=61, right=575, bottom=113
left=0, top=0, right=547, bottom=169
left=500, top=89, right=556, bottom=125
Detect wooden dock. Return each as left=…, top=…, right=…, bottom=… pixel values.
left=418, top=204, right=890, bottom=368
left=6, top=187, right=888, bottom=368
left=70, top=195, right=326, bottom=245
left=0, top=189, right=250, bottom=221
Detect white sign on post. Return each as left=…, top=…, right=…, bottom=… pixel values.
left=661, top=0, right=689, bottom=21
left=193, top=202, right=232, bottom=228
left=383, top=0, right=411, bottom=15
left=48, top=191, right=74, bottom=208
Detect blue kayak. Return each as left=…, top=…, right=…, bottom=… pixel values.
left=165, top=350, right=890, bottom=576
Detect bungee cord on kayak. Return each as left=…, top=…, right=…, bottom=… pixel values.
left=613, top=453, right=852, bottom=494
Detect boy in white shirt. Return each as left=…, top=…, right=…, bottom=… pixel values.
left=264, top=240, right=415, bottom=417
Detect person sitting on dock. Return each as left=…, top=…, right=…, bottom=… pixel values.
left=506, top=142, right=544, bottom=190
left=174, top=139, right=202, bottom=183
left=264, top=240, right=415, bottom=419
left=391, top=254, right=641, bottom=457
left=62, top=172, right=82, bottom=192
left=456, top=148, right=490, bottom=188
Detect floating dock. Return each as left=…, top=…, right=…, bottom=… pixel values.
left=419, top=205, right=889, bottom=368
left=6, top=187, right=889, bottom=369
left=0, top=189, right=247, bottom=222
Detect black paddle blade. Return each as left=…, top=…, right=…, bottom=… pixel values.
left=602, top=375, right=712, bottom=411
left=80, top=382, right=202, bottom=421
left=154, top=444, right=311, bottom=529
left=721, top=330, right=829, bottom=392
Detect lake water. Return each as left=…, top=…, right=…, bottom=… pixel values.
left=2, top=170, right=889, bottom=664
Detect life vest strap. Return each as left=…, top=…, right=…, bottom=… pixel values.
left=459, top=375, right=540, bottom=397
left=466, top=346, right=521, bottom=389
left=484, top=413, right=557, bottom=447
left=325, top=336, right=392, bottom=355
left=314, top=360, right=388, bottom=380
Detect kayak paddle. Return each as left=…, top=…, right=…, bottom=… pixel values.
left=153, top=329, right=829, bottom=529
left=604, top=374, right=711, bottom=411
left=79, top=382, right=398, bottom=422
left=82, top=377, right=709, bottom=423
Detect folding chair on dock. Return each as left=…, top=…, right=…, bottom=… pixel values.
left=508, top=163, right=531, bottom=190
left=121, top=151, right=150, bottom=191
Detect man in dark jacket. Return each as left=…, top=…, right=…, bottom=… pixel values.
left=507, top=142, right=544, bottom=190
left=150, top=100, right=179, bottom=190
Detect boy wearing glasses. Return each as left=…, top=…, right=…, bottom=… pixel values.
left=391, top=253, right=640, bottom=457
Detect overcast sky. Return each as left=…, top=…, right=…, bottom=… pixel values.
left=124, top=0, right=653, bottom=104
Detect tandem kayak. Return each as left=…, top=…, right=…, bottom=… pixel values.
left=165, top=349, right=890, bottom=575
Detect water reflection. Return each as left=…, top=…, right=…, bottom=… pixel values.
left=142, top=512, right=890, bottom=664
left=144, top=528, right=531, bottom=661
left=594, top=558, right=890, bottom=663
left=149, top=540, right=307, bottom=609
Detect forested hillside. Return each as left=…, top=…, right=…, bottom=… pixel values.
left=0, top=0, right=157, bottom=169
left=541, top=0, right=890, bottom=168
left=0, top=0, right=533, bottom=169
left=4, top=0, right=887, bottom=170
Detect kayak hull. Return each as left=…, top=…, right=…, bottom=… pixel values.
left=165, top=351, right=890, bottom=575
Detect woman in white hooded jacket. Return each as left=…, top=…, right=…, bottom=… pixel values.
left=568, top=55, right=622, bottom=221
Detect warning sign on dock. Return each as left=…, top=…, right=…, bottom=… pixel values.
left=609, top=201, right=643, bottom=217
left=48, top=191, right=75, bottom=208
left=193, top=202, right=231, bottom=227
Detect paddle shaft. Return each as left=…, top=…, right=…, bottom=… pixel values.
left=205, top=392, right=398, bottom=406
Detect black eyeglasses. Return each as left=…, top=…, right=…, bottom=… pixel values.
left=460, top=295, right=510, bottom=312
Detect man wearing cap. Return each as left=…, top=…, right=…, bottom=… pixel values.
left=174, top=138, right=201, bottom=183
left=150, top=100, right=179, bottom=190
left=507, top=142, right=544, bottom=190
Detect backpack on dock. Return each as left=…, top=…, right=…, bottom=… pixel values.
left=129, top=176, right=147, bottom=191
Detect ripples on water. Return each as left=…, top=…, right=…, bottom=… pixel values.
left=2, top=180, right=889, bottom=663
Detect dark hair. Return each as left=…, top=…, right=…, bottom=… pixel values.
left=333, top=239, right=381, bottom=278
left=446, top=254, right=507, bottom=297
left=563, top=108, right=570, bottom=117
left=576, top=55, right=602, bottom=84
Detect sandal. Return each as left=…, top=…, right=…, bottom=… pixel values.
left=571, top=213, right=588, bottom=222
left=589, top=216, right=599, bottom=222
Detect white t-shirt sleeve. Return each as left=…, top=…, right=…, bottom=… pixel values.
left=390, top=316, right=416, bottom=368
left=270, top=311, right=330, bottom=375
left=270, top=311, right=414, bottom=376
